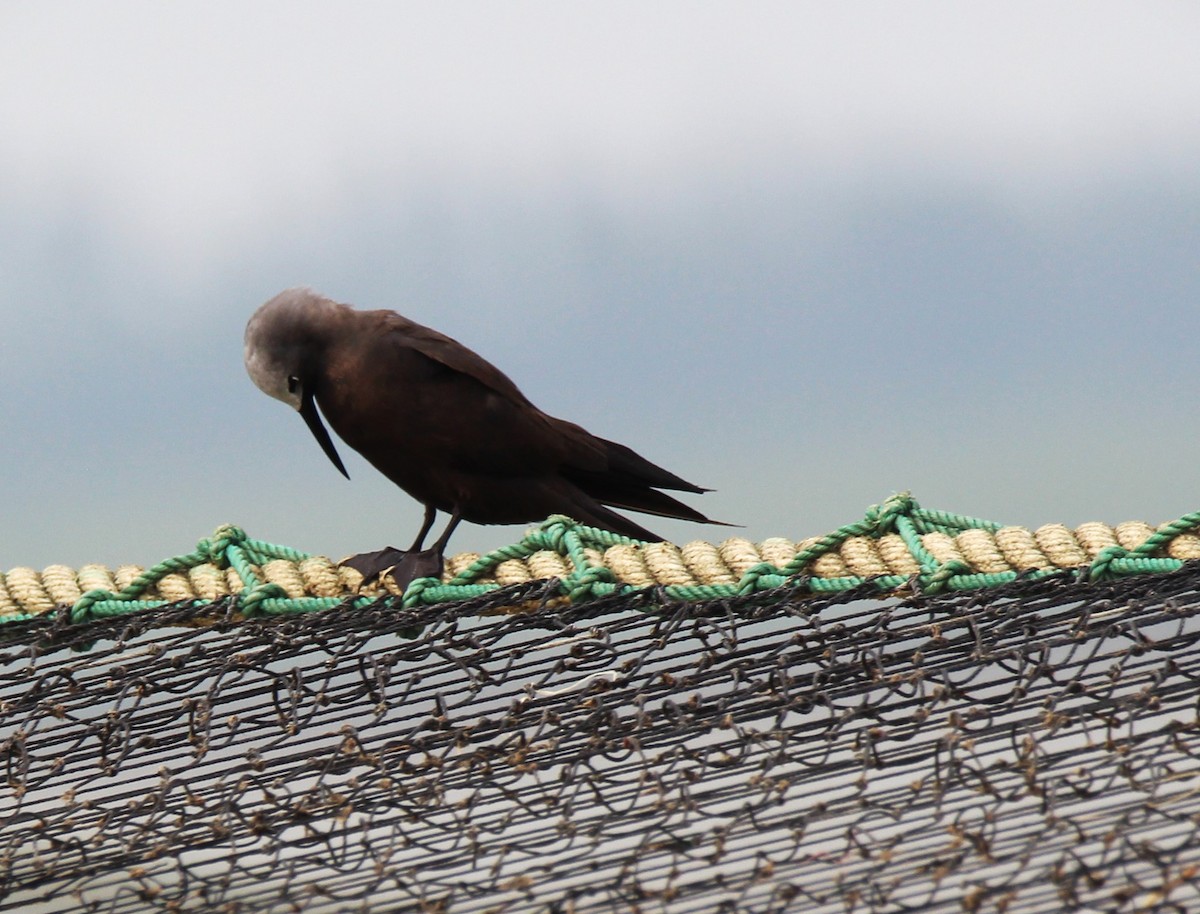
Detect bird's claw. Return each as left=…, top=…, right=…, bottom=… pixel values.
left=341, top=547, right=444, bottom=590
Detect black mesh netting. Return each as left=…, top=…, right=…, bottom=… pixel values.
left=3, top=565, right=1200, bottom=913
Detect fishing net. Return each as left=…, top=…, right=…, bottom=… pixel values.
left=3, top=556, right=1198, bottom=912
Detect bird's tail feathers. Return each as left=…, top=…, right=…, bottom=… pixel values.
left=597, top=438, right=708, bottom=494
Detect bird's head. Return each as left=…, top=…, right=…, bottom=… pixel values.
left=244, top=288, right=351, bottom=479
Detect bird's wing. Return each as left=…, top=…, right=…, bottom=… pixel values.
left=370, top=311, right=713, bottom=495
left=360, top=310, right=610, bottom=477
left=372, top=310, right=536, bottom=409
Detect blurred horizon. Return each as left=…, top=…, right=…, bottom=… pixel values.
left=2, top=2, right=1198, bottom=569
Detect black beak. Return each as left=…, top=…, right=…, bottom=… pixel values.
left=299, top=389, right=350, bottom=479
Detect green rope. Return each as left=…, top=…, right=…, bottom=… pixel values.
left=32, top=494, right=1200, bottom=628
left=70, top=524, right=374, bottom=623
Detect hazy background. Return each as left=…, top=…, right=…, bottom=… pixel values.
left=2, top=2, right=1198, bottom=569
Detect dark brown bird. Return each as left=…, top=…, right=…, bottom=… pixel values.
left=244, top=288, right=724, bottom=585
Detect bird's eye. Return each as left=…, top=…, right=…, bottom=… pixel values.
left=287, top=375, right=300, bottom=394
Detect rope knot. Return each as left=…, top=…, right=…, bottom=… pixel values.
left=566, top=564, right=616, bottom=601
left=922, top=559, right=971, bottom=593
left=537, top=515, right=578, bottom=553
left=864, top=492, right=917, bottom=534
left=400, top=574, right=442, bottom=608
left=238, top=581, right=285, bottom=616
left=71, top=588, right=109, bottom=623
left=1088, top=545, right=1128, bottom=581
left=737, top=561, right=780, bottom=595
left=201, top=525, right=248, bottom=567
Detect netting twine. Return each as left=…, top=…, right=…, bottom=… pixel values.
left=3, top=491, right=1200, bottom=625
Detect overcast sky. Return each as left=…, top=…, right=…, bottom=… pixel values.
left=2, top=2, right=1198, bottom=570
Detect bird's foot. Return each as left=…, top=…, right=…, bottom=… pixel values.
left=341, top=547, right=444, bottom=590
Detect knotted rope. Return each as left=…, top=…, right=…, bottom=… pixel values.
left=3, top=493, right=1199, bottom=624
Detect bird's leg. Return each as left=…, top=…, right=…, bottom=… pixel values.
left=377, top=506, right=454, bottom=587
left=340, top=504, right=442, bottom=586
left=392, top=510, right=462, bottom=586
left=407, top=504, right=437, bottom=552
left=429, top=510, right=463, bottom=556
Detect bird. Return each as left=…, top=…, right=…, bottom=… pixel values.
left=244, top=288, right=725, bottom=587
